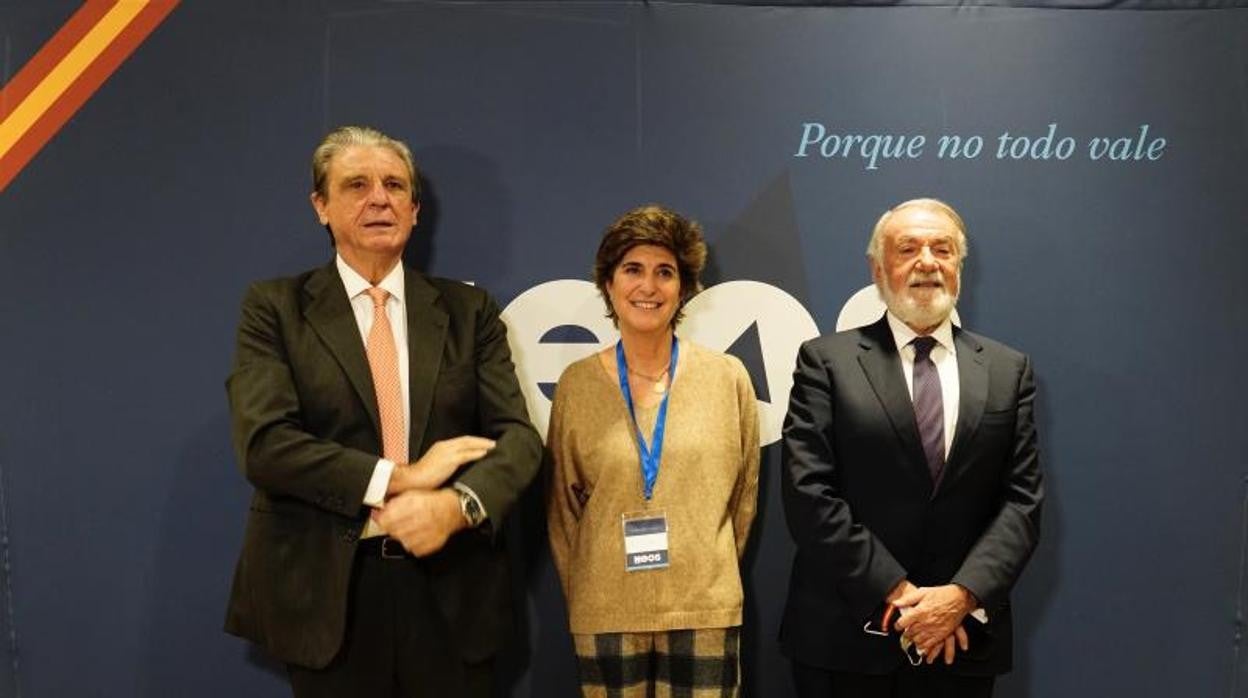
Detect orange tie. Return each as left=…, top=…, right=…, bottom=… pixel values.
left=365, top=287, right=407, bottom=464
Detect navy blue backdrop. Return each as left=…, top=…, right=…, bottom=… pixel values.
left=1, top=1, right=1246, bottom=696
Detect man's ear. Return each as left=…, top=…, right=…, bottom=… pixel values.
left=310, top=191, right=329, bottom=225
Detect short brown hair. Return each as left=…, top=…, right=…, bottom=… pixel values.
left=311, top=125, right=421, bottom=204
left=593, top=205, right=708, bottom=327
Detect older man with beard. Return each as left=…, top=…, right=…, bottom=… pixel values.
left=779, top=198, right=1043, bottom=698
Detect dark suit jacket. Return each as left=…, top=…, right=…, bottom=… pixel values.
left=779, top=315, right=1042, bottom=676
left=223, top=262, right=541, bottom=669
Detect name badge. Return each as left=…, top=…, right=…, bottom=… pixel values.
left=622, top=512, right=669, bottom=572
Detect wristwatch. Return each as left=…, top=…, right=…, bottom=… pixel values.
left=456, top=487, right=486, bottom=528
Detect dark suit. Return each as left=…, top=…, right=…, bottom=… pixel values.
left=780, top=315, right=1042, bottom=679
left=224, top=262, right=541, bottom=670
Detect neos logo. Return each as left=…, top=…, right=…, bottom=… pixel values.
left=502, top=280, right=959, bottom=446
left=502, top=280, right=819, bottom=446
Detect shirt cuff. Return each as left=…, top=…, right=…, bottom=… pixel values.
left=451, top=481, right=489, bottom=522
left=363, top=459, right=395, bottom=507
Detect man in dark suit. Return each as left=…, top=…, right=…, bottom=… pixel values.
left=224, top=125, right=542, bottom=697
left=780, top=198, right=1043, bottom=697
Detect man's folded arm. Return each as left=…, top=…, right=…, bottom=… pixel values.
left=447, top=291, right=542, bottom=529
left=226, top=283, right=377, bottom=517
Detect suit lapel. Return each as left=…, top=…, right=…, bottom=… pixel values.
left=404, top=270, right=448, bottom=457
left=942, top=327, right=988, bottom=491
left=856, top=318, right=933, bottom=491
left=302, top=264, right=380, bottom=432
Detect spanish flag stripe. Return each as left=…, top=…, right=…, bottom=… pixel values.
left=0, top=1, right=178, bottom=193
left=0, top=0, right=115, bottom=121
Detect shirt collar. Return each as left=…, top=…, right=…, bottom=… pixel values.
left=885, top=310, right=956, bottom=356
left=335, top=255, right=405, bottom=304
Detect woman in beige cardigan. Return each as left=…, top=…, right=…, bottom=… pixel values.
left=547, top=205, right=760, bottom=698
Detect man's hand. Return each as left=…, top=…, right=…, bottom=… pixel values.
left=892, top=584, right=977, bottom=664
left=881, top=579, right=920, bottom=632
left=387, top=436, right=495, bottom=495
left=938, top=626, right=970, bottom=665
left=374, top=488, right=466, bottom=556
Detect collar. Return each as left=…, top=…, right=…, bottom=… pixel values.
left=335, top=254, right=405, bottom=303
left=885, top=310, right=956, bottom=356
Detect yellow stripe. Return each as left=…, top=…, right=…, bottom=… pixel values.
left=0, top=1, right=149, bottom=158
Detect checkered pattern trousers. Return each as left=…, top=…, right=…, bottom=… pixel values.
left=573, top=627, right=741, bottom=698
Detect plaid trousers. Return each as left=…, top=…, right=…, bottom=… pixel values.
left=573, top=627, right=741, bottom=698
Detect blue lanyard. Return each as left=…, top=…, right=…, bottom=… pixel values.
left=616, top=336, right=679, bottom=500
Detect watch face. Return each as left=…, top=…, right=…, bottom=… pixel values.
left=460, top=491, right=483, bottom=526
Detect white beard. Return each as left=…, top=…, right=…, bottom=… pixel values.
left=878, top=271, right=958, bottom=331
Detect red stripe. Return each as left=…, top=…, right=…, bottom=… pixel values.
left=0, top=0, right=179, bottom=192
left=0, top=0, right=116, bottom=122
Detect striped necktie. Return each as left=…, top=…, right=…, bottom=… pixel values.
left=362, top=287, right=405, bottom=539
left=911, top=336, right=944, bottom=484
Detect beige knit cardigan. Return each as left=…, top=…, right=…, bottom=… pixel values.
left=546, top=340, right=761, bottom=634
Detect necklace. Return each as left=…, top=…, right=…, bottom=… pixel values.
left=628, top=365, right=670, bottom=395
